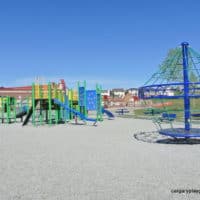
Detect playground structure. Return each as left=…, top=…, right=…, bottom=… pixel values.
left=0, top=80, right=114, bottom=126
left=22, top=82, right=66, bottom=126
left=0, top=95, right=31, bottom=123
left=0, top=96, right=16, bottom=123
left=139, top=42, right=200, bottom=138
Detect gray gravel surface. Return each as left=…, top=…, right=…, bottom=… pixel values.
left=0, top=118, right=200, bottom=200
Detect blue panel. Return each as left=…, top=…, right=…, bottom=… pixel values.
left=86, top=90, right=97, bottom=110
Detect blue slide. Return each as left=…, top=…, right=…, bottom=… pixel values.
left=102, top=108, right=115, bottom=118
left=53, top=99, right=97, bottom=123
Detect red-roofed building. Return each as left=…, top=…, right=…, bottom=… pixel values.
left=0, top=86, right=32, bottom=99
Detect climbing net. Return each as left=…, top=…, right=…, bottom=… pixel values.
left=139, top=42, right=200, bottom=138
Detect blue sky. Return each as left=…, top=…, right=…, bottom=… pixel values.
left=0, top=0, right=200, bottom=89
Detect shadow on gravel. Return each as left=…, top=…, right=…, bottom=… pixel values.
left=134, top=131, right=200, bottom=145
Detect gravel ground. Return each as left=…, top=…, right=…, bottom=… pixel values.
left=0, top=118, right=200, bottom=200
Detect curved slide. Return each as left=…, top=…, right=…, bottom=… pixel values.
left=16, top=106, right=28, bottom=118
left=22, top=100, right=39, bottom=126
left=102, top=108, right=115, bottom=118
left=53, top=99, right=97, bottom=123
left=16, top=110, right=27, bottom=118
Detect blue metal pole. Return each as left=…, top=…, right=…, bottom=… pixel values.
left=181, top=42, right=190, bottom=131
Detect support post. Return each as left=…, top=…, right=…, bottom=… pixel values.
left=13, top=98, right=16, bottom=123
left=39, top=84, right=43, bottom=125
left=6, top=97, right=10, bottom=123
left=48, top=83, right=52, bottom=125
left=182, top=42, right=190, bottom=131
left=1, top=98, right=3, bottom=123
left=32, top=83, right=36, bottom=125
left=83, top=80, right=87, bottom=117
left=96, top=84, right=103, bottom=121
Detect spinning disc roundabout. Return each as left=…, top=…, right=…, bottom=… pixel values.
left=159, top=128, right=200, bottom=138
left=139, top=42, right=200, bottom=139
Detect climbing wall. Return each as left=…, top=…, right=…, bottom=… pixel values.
left=86, top=90, right=97, bottom=111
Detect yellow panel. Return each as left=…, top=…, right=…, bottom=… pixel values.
left=68, top=90, right=78, bottom=101
left=32, top=83, right=67, bottom=100
left=43, top=93, right=48, bottom=99
left=52, top=94, right=55, bottom=99
left=42, top=88, right=47, bottom=98
left=73, top=91, right=78, bottom=101
left=34, top=84, right=40, bottom=99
